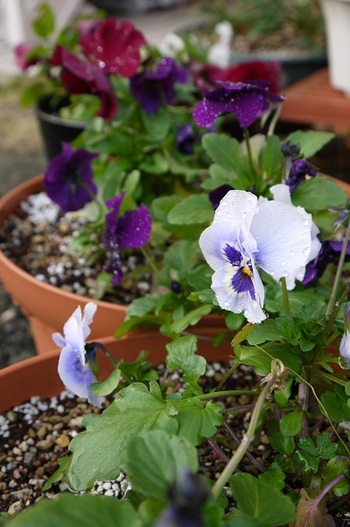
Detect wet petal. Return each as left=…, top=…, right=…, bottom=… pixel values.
left=252, top=199, right=313, bottom=281
left=117, top=204, right=152, bottom=248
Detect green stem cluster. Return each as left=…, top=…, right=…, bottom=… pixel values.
left=211, top=359, right=280, bottom=500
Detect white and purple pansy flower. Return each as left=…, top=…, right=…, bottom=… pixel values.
left=54, top=302, right=103, bottom=406
left=199, top=189, right=321, bottom=323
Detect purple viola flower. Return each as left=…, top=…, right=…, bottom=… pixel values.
left=340, top=302, right=350, bottom=369
left=286, top=158, right=317, bottom=193
left=54, top=302, right=103, bottom=406
left=192, top=80, right=285, bottom=129
left=199, top=188, right=317, bottom=323
left=103, top=194, right=152, bottom=285
left=44, top=142, right=98, bottom=213
left=176, top=124, right=195, bottom=155
left=209, top=184, right=234, bottom=210
left=303, top=239, right=350, bottom=285
left=130, top=57, right=189, bottom=114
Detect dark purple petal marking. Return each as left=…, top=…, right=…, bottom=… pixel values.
left=224, top=244, right=256, bottom=299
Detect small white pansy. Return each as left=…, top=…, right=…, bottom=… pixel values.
left=54, top=302, right=103, bottom=406
left=158, top=33, right=185, bottom=57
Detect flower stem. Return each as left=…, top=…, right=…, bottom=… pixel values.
left=211, top=360, right=279, bottom=500
left=140, top=245, right=161, bottom=278
left=243, top=128, right=254, bottom=174
left=280, top=277, right=291, bottom=315
left=325, top=219, right=350, bottom=318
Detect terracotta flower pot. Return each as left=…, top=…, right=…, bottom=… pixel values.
left=0, top=176, right=225, bottom=354
left=0, top=331, right=231, bottom=414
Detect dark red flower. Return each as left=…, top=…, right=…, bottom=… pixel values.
left=79, top=18, right=146, bottom=77
left=51, top=45, right=117, bottom=119
left=194, top=60, right=282, bottom=95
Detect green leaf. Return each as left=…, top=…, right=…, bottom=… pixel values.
left=124, top=430, right=198, bottom=500
left=235, top=342, right=302, bottom=376
left=176, top=398, right=223, bottom=444
left=32, top=2, right=55, bottom=37
left=321, top=387, right=350, bottom=423
left=90, top=368, right=121, bottom=396
left=322, top=457, right=350, bottom=497
left=270, top=432, right=295, bottom=456
left=164, top=239, right=200, bottom=274
left=258, top=134, right=283, bottom=182
left=292, top=176, right=347, bottom=211
left=142, top=108, right=171, bottom=142
left=247, top=320, right=284, bottom=345
left=258, top=463, right=286, bottom=491
left=296, top=433, right=338, bottom=474
left=167, top=194, right=213, bottom=225
left=5, top=494, right=141, bottom=527
left=286, top=130, right=335, bottom=158
left=68, top=382, right=179, bottom=490
left=202, top=133, right=242, bottom=170
left=166, top=335, right=207, bottom=384
left=164, top=304, right=212, bottom=337
left=299, top=433, right=338, bottom=460
left=280, top=410, right=304, bottom=437
left=230, top=473, right=295, bottom=526
left=294, top=488, right=335, bottom=527
left=201, top=163, right=233, bottom=190
left=41, top=455, right=71, bottom=491
left=152, top=195, right=182, bottom=221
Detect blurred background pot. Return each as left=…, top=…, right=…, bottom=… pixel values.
left=320, top=0, right=350, bottom=95
left=36, top=95, right=85, bottom=160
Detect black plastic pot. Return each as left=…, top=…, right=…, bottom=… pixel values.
left=35, top=95, right=85, bottom=160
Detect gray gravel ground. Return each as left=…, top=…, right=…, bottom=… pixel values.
left=0, top=82, right=46, bottom=368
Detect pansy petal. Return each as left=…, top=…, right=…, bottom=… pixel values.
left=251, top=200, right=312, bottom=280
left=81, top=302, right=98, bottom=341
left=340, top=331, right=350, bottom=368
left=212, top=264, right=266, bottom=323
left=62, top=309, right=86, bottom=363
left=117, top=204, right=152, bottom=248
left=58, top=345, right=103, bottom=406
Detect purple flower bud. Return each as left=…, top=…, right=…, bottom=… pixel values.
left=285, top=158, right=317, bottom=193
left=176, top=124, right=195, bottom=155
